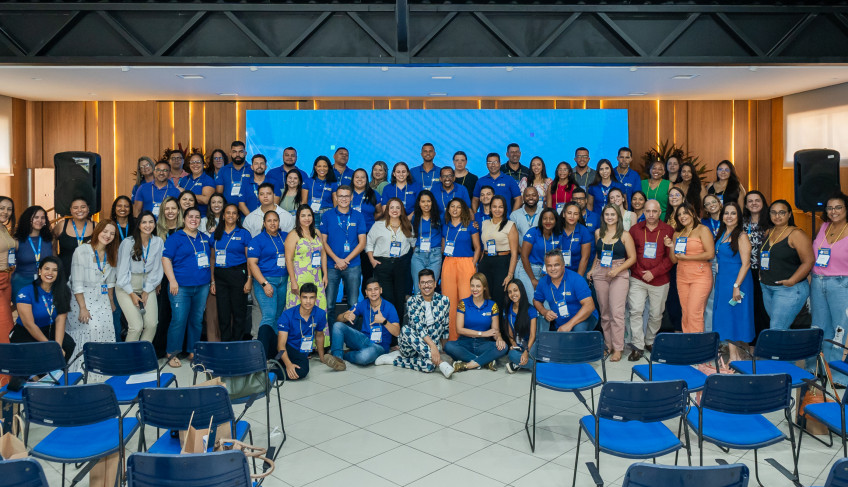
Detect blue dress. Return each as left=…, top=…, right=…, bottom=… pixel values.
left=712, top=236, right=754, bottom=342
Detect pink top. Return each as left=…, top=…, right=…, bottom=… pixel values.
left=813, top=221, right=848, bottom=276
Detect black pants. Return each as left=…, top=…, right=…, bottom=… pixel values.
left=373, top=252, right=412, bottom=324
left=478, top=254, right=510, bottom=312
left=662, top=266, right=683, bottom=332
left=750, top=268, right=770, bottom=344
left=215, top=264, right=249, bottom=342
left=10, top=325, right=76, bottom=362
left=153, top=277, right=172, bottom=357
left=257, top=329, right=310, bottom=381
left=359, top=249, right=375, bottom=297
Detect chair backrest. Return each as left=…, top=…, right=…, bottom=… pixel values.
left=193, top=341, right=267, bottom=377
left=824, top=458, right=848, bottom=487
left=0, top=458, right=50, bottom=487
left=83, top=341, right=159, bottom=377
left=597, top=380, right=688, bottom=423
left=0, top=342, right=68, bottom=380
left=126, top=451, right=251, bottom=487
left=650, top=332, right=719, bottom=366
left=535, top=331, right=605, bottom=364
left=137, top=386, right=236, bottom=431
left=622, top=463, right=749, bottom=487
left=700, top=374, right=792, bottom=415
left=753, top=328, right=823, bottom=362
left=22, top=383, right=119, bottom=427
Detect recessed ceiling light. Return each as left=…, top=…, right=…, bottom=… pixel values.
left=381, top=67, right=389, bottom=72
left=429, top=93, right=447, bottom=96
left=88, top=92, right=96, bottom=96
left=432, top=76, right=453, bottom=80
left=249, top=66, right=258, bottom=72
left=177, top=74, right=205, bottom=80
left=31, top=77, right=41, bottom=81
left=671, top=74, right=698, bottom=80
left=749, top=66, right=759, bottom=72
left=629, top=67, right=638, bottom=72
left=121, top=66, right=130, bottom=72
left=506, top=67, right=514, bottom=72
left=628, top=92, right=647, bottom=96
left=217, top=93, right=238, bottom=96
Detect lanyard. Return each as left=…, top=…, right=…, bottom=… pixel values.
left=549, top=278, right=565, bottom=304
left=440, top=188, right=453, bottom=210
left=28, top=236, right=42, bottom=263
left=117, top=224, right=128, bottom=240
left=218, top=229, right=238, bottom=253
left=819, top=222, right=847, bottom=252
left=419, top=218, right=432, bottom=244
left=524, top=210, right=538, bottom=227
left=394, top=185, right=409, bottom=208
left=709, top=218, right=719, bottom=236
left=353, top=191, right=365, bottom=212
left=644, top=226, right=661, bottom=245
left=297, top=311, right=315, bottom=337
left=646, top=179, right=662, bottom=200
left=231, top=165, right=246, bottom=185
left=183, top=174, right=203, bottom=191
left=761, top=226, right=789, bottom=253
left=311, top=179, right=327, bottom=200
left=41, top=294, right=55, bottom=325
left=267, top=232, right=284, bottom=254
left=151, top=182, right=172, bottom=205
left=447, top=222, right=464, bottom=247
left=141, top=237, right=152, bottom=267
left=72, top=220, right=87, bottom=245
left=421, top=168, right=435, bottom=188
left=338, top=211, right=351, bottom=237
left=94, top=249, right=106, bottom=275
left=184, top=231, right=204, bottom=254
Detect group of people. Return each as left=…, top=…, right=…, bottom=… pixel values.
left=1, top=140, right=845, bottom=386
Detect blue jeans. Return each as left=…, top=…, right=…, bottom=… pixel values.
left=703, top=261, right=718, bottom=333
left=508, top=342, right=537, bottom=370
left=552, top=313, right=599, bottom=332
left=330, top=321, right=385, bottom=365
left=411, top=249, right=443, bottom=293
left=445, top=336, right=508, bottom=366
left=112, top=302, right=123, bottom=342
left=254, top=275, right=287, bottom=328
left=761, top=280, right=810, bottom=330
left=167, top=283, right=210, bottom=354
left=326, top=265, right=361, bottom=320
left=811, top=275, right=848, bottom=385
left=11, top=273, right=32, bottom=298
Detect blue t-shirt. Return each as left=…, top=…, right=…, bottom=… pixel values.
left=14, top=285, right=57, bottom=329
left=247, top=231, right=288, bottom=278
left=582, top=210, right=601, bottom=265
left=474, top=173, right=521, bottom=214
left=351, top=298, right=400, bottom=353
left=507, top=305, right=538, bottom=344
left=266, top=166, right=310, bottom=191
left=319, top=208, right=366, bottom=268
left=414, top=217, right=442, bottom=251
left=561, top=224, right=594, bottom=272
left=616, top=168, right=642, bottom=202
left=702, top=218, right=721, bottom=239
left=214, top=163, right=253, bottom=201
left=178, top=173, right=216, bottom=216
left=162, top=230, right=212, bottom=286
left=587, top=181, right=625, bottom=211
left=239, top=176, right=279, bottom=214
left=474, top=208, right=492, bottom=228
left=333, top=166, right=354, bottom=187
left=15, top=236, right=53, bottom=281
left=133, top=181, right=181, bottom=215
left=523, top=227, right=566, bottom=266
left=212, top=227, right=252, bottom=268
left=381, top=183, right=421, bottom=215
left=533, top=270, right=598, bottom=328
left=351, top=190, right=378, bottom=232
left=434, top=184, right=471, bottom=215
left=410, top=164, right=441, bottom=192
left=307, top=178, right=338, bottom=211
left=441, top=221, right=479, bottom=258
left=277, top=306, right=328, bottom=352
left=457, top=297, right=498, bottom=332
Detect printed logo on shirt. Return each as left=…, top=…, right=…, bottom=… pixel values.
left=497, top=183, right=505, bottom=187
left=17, top=293, right=25, bottom=299
left=482, top=312, right=491, bottom=317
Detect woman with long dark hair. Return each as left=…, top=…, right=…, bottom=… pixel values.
left=441, top=197, right=481, bottom=340
left=520, top=156, right=551, bottom=202
left=712, top=202, right=754, bottom=359
left=12, top=206, right=53, bottom=297
left=445, top=273, right=507, bottom=372
left=502, top=279, right=537, bottom=373
left=308, top=155, right=338, bottom=227
left=0, top=196, right=15, bottom=342
left=411, top=190, right=443, bottom=293
left=111, top=196, right=135, bottom=243
left=742, top=190, right=770, bottom=338
left=211, top=203, right=252, bottom=342
left=547, top=162, right=577, bottom=213
left=179, top=151, right=216, bottom=216
left=380, top=162, right=421, bottom=217
left=367, top=198, right=415, bottom=323
left=206, top=149, right=228, bottom=178
left=587, top=159, right=624, bottom=212
left=674, top=162, right=705, bottom=216
left=352, top=168, right=381, bottom=295
left=279, top=169, right=308, bottom=215
left=479, top=195, right=519, bottom=309
left=116, top=211, right=162, bottom=343
left=11, top=256, right=75, bottom=360
left=249, top=210, right=289, bottom=340
left=285, top=205, right=328, bottom=309
left=706, top=160, right=746, bottom=209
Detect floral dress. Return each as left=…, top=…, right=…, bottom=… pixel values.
left=285, top=235, right=328, bottom=333
left=67, top=244, right=116, bottom=373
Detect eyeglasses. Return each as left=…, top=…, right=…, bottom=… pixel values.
left=188, top=160, right=203, bottom=165
left=213, top=156, right=224, bottom=161
left=154, top=168, right=169, bottom=173
left=575, top=155, right=589, bottom=160
left=716, top=167, right=730, bottom=173
left=337, top=194, right=351, bottom=199
left=769, top=210, right=789, bottom=217
left=169, top=156, right=184, bottom=161
left=826, top=205, right=845, bottom=212
left=139, top=164, right=151, bottom=170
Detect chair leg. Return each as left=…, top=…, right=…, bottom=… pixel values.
left=753, top=449, right=763, bottom=487
left=572, top=428, right=582, bottom=487
left=525, top=381, right=536, bottom=452
left=699, top=436, right=704, bottom=467
left=683, top=421, right=693, bottom=467
left=62, top=463, right=66, bottom=487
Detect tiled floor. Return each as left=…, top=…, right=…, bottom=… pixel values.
left=26, top=355, right=845, bottom=486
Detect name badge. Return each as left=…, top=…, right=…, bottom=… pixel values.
left=643, top=242, right=657, bottom=259
left=556, top=203, right=564, bottom=214
left=674, top=237, right=687, bottom=254
left=419, top=240, right=431, bottom=252
left=444, top=242, right=455, bottom=256
left=196, top=252, right=210, bottom=268
left=215, top=250, right=226, bottom=266
left=152, top=203, right=160, bottom=217
left=310, top=250, right=321, bottom=268
left=300, top=335, right=313, bottom=353
left=370, top=326, right=382, bottom=343
left=816, top=248, right=830, bottom=267
left=100, top=284, right=108, bottom=295
left=760, top=251, right=770, bottom=270
left=486, top=239, right=496, bottom=256
left=277, top=253, right=286, bottom=268
left=7, top=248, right=15, bottom=266
left=343, top=241, right=351, bottom=253
left=562, top=250, right=571, bottom=267
left=600, top=250, right=613, bottom=267
left=310, top=200, right=322, bottom=212
left=230, top=183, right=241, bottom=197
left=557, top=302, right=570, bottom=318
left=389, top=241, right=401, bottom=257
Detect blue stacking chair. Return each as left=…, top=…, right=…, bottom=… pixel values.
left=525, top=331, right=606, bottom=452
left=631, top=332, right=719, bottom=393
left=573, top=380, right=690, bottom=487
left=21, top=383, right=139, bottom=487
left=729, top=328, right=823, bottom=389
left=825, top=339, right=848, bottom=384
left=0, top=457, right=49, bottom=487
left=126, top=450, right=252, bottom=487
left=622, top=463, right=750, bottom=487
left=82, top=341, right=177, bottom=411
left=816, top=458, right=848, bottom=487
left=686, top=374, right=799, bottom=487
left=192, top=341, right=285, bottom=459
left=136, top=386, right=252, bottom=454
left=0, top=342, right=82, bottom=405
left=796, top=378, right=847, bottom=456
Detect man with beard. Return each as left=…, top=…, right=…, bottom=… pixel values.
left=332, top=147, right=354, bottom=187
left=215, top=141, right=252, bottom=201
left=510, top=186, right=542, bottom=295
left=433, top=166, right=470, bottom=216
left=267, top=146, right=309, bottom=187
left=501, top=143, right=531, bottom=183
left=238, top=154, right=277, bottom=216
left=572, top=147, right=596, bottom=190
left=410, top=143, right=441, bottom=192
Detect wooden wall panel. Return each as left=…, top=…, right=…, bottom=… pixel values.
left=687, top=101, right=733, bottom=177
left=97, top=102, right=115, bottom=215
left=754, top=100, right=772, bottom=198
left=158, top=102, right=173, bottom=156
left=172, top=102, right=190, bottom=153
left=25, top=101, right=42, bottom=169
left=497, top=100, right=555, bottom=109
left=188, top=101, right=204, bottom=152
left=116, top=101, right=159, bottom=200
left=41, top=102, right=86, bottom=168
left=204, top=101, right=236, bottom=155
left=10, top=98, right=29, bottom=205
left=733, top=100, right=751, bottom=189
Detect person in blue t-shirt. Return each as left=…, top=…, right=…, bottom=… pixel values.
left=434, top=167, right=471, bottom=216
left=444, top=273, right=508, bottom=371
left=614, top=147, right=642, bottom=203
left=178, top=153, right=216, bottom=217
left=307, top=156, right=339, bottom=227
left=411, top=190, right=443, bottom=293
left=561, top=202, right=594, bottom=275
left=533, top=250, right=598, bottom=332
left=332, top=147, right=354, bottom=187
left=587, top=159, right=626, bottom=212
left=502, top=279, right=537, bottom=373
left=328, top=278, right=401, bottom=368
left=161, top=207, right=212, bottom=368
left=210, top=203, right=252, bottom=342
left=10, top=256, right=75, bottom=360
left=472, top=153, right=522, bottom=215
left=474, top=185, right=494, bottom=227
left=410, top=143, right=441, bottom=192
left=274, top=282, right=328, bottom=380
left=381, top=162, right=421, bottom=217
left=133, top=160, right=181, bottom=218
left=248, top=211, right=289, bottom=352
left=238, top=154, right=278, bottom=217
left=214, top=141, right=252, bottom=203
left=572, top=187, right=601, bottom=267
left=319, top=185, right=367, bottom=321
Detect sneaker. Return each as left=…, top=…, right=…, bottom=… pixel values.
left=438, top=361, right=454, bottom=379
left=486, top=362, right=498, bottom=372
left=323, top=355, right=346, bottom=371
left=375, top=350, right=400, bottom=366
left=506, top=362, right=518, bottom=374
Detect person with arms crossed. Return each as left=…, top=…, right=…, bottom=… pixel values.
left=502, top=143, right=531, bottom=183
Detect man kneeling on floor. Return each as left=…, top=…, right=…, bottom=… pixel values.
left=275, top=282, right=329, bottom=380
left=374, top=269, right=455, bottom=378
left=325, top=278, right=400, bottom=370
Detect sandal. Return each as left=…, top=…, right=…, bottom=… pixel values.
left=610, top=351, right=622, bottom=362
left=168, top=356, right=182, bottom=368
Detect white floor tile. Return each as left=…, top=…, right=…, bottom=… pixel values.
left=371, top=389, right=440, bottom=412
left=406, top=464, right=506, bottom=487
left=453, top=411, right=527, bottom=442
left=293, top=388, right=364, bottom=414
left=269, top=446, right=351, bottom=485
left=358, top=445, right=449, bottom=485
left=314, top=428, right=401, bottom=463
left=450, top=387, right=516, bottom=410
left=407, top=398, right=481, bottom=426
left=304, top=465, right=399, bottom=487
left=407, top=427, right=492, bottom=461
left=336, top=377, right=403, bottom=399
left=285, top=415, right=359, bottom=445
left=365, top=413, right=444, bottom=443
left=456, top=443, right=548, bottom=484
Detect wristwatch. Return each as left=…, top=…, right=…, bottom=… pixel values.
left=733, top=283, right=739, bottom=288
left=477, top=331, right=482, bottom=337
left=261, top=281, right=269, bottom=288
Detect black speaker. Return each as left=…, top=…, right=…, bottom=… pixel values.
left=794, top=149, right=841, bottom=212
left=54, top=151, right=101, bottom=216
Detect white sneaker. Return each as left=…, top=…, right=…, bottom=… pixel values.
left=439, top=361, right=454, bottom=379
left=375, top=350, right=400, bottom=366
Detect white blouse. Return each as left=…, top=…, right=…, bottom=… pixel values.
left=366, top=222, right=416, bottom=258
left=70, top=243, right=117, bottom=295
left=116, top=236, right=165, bottom=294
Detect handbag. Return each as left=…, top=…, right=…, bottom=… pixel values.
left=798, top=353, right=839, bottom=436
left=217, top=439, right=275, bottom=480
left=223, top=372, right=268, bottom=401
left=0, top=416, right=27, bottom=460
